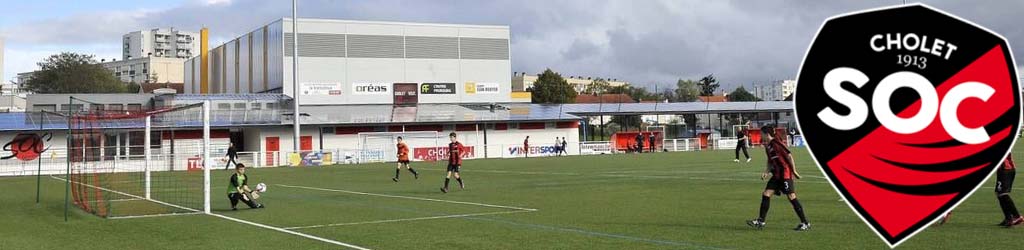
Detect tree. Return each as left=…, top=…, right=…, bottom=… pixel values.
left=583, top=78, right=612, bottom=95
left=530, top=69, right=578, bottom=104
left=674, top=79, right=700, bottom=102
left=610, top=115, right=642, bottom=130
left=728, top=86, right=761, bottom=102
left=697, top=74, right=720, bottom=96
left=24, top=52, right=138, bottom=94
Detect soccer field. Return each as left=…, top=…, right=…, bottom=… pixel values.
left=3, top=146, right=1023, bottom=250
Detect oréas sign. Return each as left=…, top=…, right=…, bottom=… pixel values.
left=413, top=146, right=475, bottom=161
left=352, top=82, right=390, bottom=95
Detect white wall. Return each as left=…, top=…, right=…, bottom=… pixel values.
left=187, top=18, right=511, bottom=104
left=254, top=122, right=579, bottom=162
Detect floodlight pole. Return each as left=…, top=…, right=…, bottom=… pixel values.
left=292, top=0, right=301, bottom=152
left=144, top=115, right=151, bottom=199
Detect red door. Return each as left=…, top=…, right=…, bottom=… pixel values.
left=300, top=136, right=313, bottom=151
left=265, top=137, right=279, bottom=166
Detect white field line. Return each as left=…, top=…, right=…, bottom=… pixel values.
left=283, top=210, right=534, bottom=230
left=277, top=184, right=538, bottom=212
left=207, top=213, right=372, bottom=250
left=51, top=176, right=372, bottom=250
left=109, top=198, right=144, bottom=202
left=109, top=212, right=202, bottom=220
left=50, top=175, right=199, bottom=213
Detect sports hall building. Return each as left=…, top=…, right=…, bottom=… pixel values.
left=0, top=18, right=794, bottom=176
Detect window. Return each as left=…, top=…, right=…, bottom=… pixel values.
left=266, top=103, right=278, bottom=110
left=90, top=105, right=104, bottom=111
left=126, top=104, right=142, bottom=111
left=251, top=103, right=262, bottom=110
left=107, top=104, right=123, bottom=111
left=32, top=105, right=56, bottom=112
left=218, top=103, right=231, bottom=110
left=233, top=103, right=246, bottom=110
left=61, top=104, right=83, bottom=111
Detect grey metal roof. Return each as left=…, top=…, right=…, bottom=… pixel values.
left=295, top=103, right=580, bottom=125
left=0, top=101, right=794, bottom=131
left=560, top=101, right=792, bottom=115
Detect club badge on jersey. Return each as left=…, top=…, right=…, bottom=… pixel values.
left=793, top=4, right=1021, bottom=247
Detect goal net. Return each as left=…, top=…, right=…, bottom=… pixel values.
left=68, top=101, right=210, bottom=218
left=357, top=131, right=442, bottom=163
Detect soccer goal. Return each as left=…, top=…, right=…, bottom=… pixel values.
left=357, top=131, right=442, bottom=163
left=67, top=99, right=212, bottom=218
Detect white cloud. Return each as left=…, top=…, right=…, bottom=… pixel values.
left=3, top=0, right=1024, bottom=90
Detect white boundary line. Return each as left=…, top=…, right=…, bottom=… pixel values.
left=109, top=212, right=202, bottom=220
left=207, top=213, right=372, bottom=250
left=52, top=176, right=372, bottom=250
left=283, top=210, right=534, bottom=230
left=51, top=175, right=199, bottom=213
left=277, top=184, right=538, bottom=212
left=109, top=198, right=144, bottom=202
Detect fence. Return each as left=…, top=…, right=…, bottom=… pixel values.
left=662, top=138, right=700, bottom=152
left=2, top=138, right=803, bottom=174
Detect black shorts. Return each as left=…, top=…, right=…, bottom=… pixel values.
left=398, top=160, right=410, bottom=164
left=447, top=164, right=461, bottom=173
left=996, top=169, right=1016, bottom=194
left=765, top=178, right=795, bottom=196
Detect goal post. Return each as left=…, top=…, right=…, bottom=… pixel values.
left=66, top=99, right=211, bottom=218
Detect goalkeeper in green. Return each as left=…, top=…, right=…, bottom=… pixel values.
left=228, top=163, right=264, bottom=210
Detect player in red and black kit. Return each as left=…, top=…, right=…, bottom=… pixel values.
left=747, top=125, right=809, bottom=231
left=996, top=155, right=1022, bottom=227
left=441, top=132, right=466, bottom=193
left=937, top=155, right=1020, bottom=226
left=524, top=136, right=530, bottom=158
left=392, top=136, right=419, bottom=182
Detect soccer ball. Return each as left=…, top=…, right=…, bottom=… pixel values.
left=255, top=183, right=267, bottom=193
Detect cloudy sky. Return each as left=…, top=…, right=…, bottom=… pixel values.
left=1, top=0, right=1022, bottom=91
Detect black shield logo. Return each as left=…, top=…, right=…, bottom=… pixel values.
left=794, top=4, right=1021, bottom=247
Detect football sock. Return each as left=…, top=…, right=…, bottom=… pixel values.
left=444, top=178, right=450, bottom=189
left=998, top=195, right=1012, bottom=220
left=759, top=195, right=770, bottom=221
left=408, top=168, right=418, bottom=175
left=1000, top=195, right=1020, bottom=218
left=395, top=169, right=400, bottom=179
left=456, top=178, right=463, bottom=186
left=790, top=198, right=808, bottom=223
